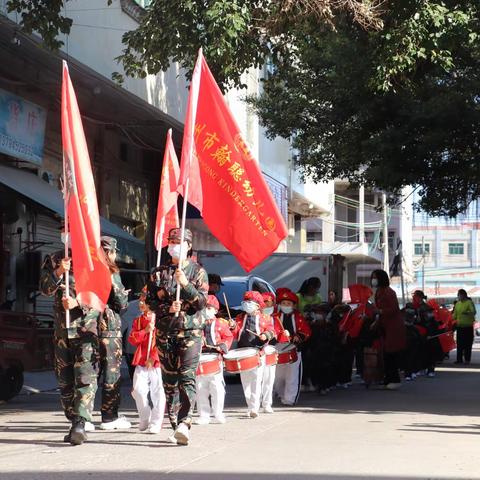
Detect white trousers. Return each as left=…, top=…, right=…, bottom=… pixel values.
left=261, top=361, right=276, bottom=408
left=240, top=361, right=265, bottom=414
left=195, top=366, right=226, bottom=420
left=274, top=352, right=302, bottom=405
left=131, top=366, right=166, bottom=427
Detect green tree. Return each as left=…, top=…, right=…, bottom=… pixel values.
left=6, top=0, right=479, bottom=215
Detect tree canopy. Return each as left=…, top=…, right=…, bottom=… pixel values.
left=6, top=0, right=480, bottom=216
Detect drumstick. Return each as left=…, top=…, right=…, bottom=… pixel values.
left=223, top=293, right=233, bottom=321
left=245, top=328, right=262, bottom=338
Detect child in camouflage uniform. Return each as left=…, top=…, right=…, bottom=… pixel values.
left=40, top=245, right=100, bottom=446
left=145, top=227, right=208, bottom=446
left=98, top=236, right=131, bottom=430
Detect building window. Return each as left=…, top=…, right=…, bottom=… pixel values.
left=414, top=243, right=430, bottom=256
left=448, top=243, right=464, bottom=255
left=307, top=231, right=322, bottom=242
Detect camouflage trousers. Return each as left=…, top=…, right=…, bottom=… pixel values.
left=98, top=336, right=123, bottom=422
left=157, top=334, right=202, bottom=429
left=53, top=334, right=98, bottom=422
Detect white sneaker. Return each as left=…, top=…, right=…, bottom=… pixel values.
left=212, top=415, right=226, bottom=424
left=405, top=376, right=412, bottom=382
left=167, top=434, right=178, bottom=444
left=262, top=405, right=274, bottom=414
left=247, top=410, right=258, bottom=418
left=99, top=416, right=132, bottom=430
left=85, top=421, right=95, bottom=432
left=385, top=383, right=401, bottom=390
left=194, top=416, right=210, bottom=425
left=174, top=423, right=190, bottom=445
left=427, top=372, right=436, bottom=378
left=148, top=424, right=162, bottom=434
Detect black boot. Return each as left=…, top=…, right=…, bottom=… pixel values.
left=69, top=417, right=88, bottom=445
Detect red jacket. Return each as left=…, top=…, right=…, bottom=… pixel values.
left=128, top=313, right=160, bottom=368
left=272, top=311, right=311, bottom=344
left=375, top=286, right=407, bottom=353
left=203, top=317, right=234, bottom=353
left=232, top=313, right=275, bottom=342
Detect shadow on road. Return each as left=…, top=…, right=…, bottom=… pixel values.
left=0, top=472, right=471, bottom=480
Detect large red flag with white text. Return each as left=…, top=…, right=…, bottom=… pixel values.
left=155, top=129, right=180, bottom=249
left=178, top=50, right=288, bottom=272
left=61, top=61, right=111, bottom=311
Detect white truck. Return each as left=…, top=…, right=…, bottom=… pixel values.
left=196, top=251, right=345, bottom=301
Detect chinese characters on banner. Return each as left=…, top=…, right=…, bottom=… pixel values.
left=61, top=61, right=111, bottom=311
left=0, top=88, right=47, bottom=165
left=179, top=51, right=288, bottom=272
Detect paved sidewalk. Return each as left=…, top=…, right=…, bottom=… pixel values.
left=1, top=353, right=479, bottom=480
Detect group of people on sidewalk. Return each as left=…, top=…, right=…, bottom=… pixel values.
left=41, top=226, right=476, bottom=447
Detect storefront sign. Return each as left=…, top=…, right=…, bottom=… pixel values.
left=0, top=89, right=47, bottom=165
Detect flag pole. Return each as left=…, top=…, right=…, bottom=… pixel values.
left=146, top=311, right=156, bottom=364
left=62, top=163, right=71, bottom=330
left=175, top=48, right=202, bottom=316
left=175, top=176, right=190, bottom=316
left=156, top=216, right=165, bottom=268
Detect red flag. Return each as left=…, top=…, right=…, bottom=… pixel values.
left=61, top=61, right=111, bottom=311
left=178, top=52, right=203, bottom=212
left=155, top=129, right=180, bottom=249
left=178, top=50, right=288, bottom=272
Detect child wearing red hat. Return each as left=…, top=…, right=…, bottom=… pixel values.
left=195, top=295, right=233, bottom=425
left=260, top=292, right=277, bottom=413
left=231, top=291, right=275, bottom=417
left=128, top=294, right=166, bottom=434
left=273, top=288, right=311, bottom=405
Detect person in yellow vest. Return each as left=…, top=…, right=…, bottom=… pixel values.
left=453, top=289, right=476, bottom=365
left=297, top=277, right=322, bottom=314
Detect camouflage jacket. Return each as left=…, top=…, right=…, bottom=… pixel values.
left=147, top=259, right=209, bottom=337
left=39, top=250, right=100, bottom=339
left=98, top=272, right=129, bottom=338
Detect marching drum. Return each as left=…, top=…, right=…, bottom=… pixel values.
left=275, top=343, right=298, bottom=365
left=223, top=347, right=260, bottom=373
left=263, top=345, right=278, bottom=366
left=196, top=353, right=222, bottom=376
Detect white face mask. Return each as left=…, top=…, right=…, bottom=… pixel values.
left=241, top=301, right=258, bottom=314
left=263, top=306, right=274, bottom=316
left=205, top=307, right=217, bottom=320
left=371, top=278, right=378, bottom=288
left=168, top=242, right=188, bottom=259
left=279, top=305, right=293, bottom=314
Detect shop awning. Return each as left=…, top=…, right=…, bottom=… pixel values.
left=0, top=164, right=145, bottom=263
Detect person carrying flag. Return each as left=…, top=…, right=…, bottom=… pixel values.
left=98, top=236, right=131, bottom=430
left=145, top=227, right=208, bottom=446
left=39, top=231, right=100, bottom=445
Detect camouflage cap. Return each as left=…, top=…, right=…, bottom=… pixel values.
left=101, top=236, right=119, bottom=252
left=168, top=227, right=193, bottom=243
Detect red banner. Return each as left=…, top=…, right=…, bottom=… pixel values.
left=155, top=129, right=180, bottom=249
left=61, top=61, right=111, bottom=311
left=178, top=50, right=288, bottom=272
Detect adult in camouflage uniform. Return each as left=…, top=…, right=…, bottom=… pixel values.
left=146, top=227, right=208, bottom=446
left=98, top=236, right=130, bottom=430
left=40, top=246, right=100, bottom=446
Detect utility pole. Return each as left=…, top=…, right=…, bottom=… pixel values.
left=382, top=192, right=389, bottom=273
left=395, top=239, right=406, bottom=307
left=421, top=235, right=425, bottom=292
left=359, top=185, right=365, bottom=243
